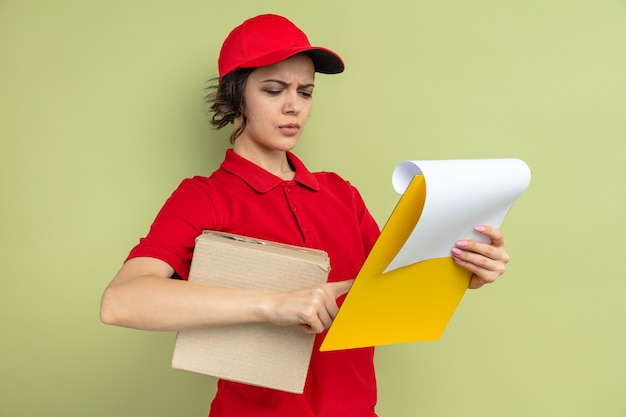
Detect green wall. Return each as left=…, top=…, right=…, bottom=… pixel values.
left=1, top=1, right=625, bottom=416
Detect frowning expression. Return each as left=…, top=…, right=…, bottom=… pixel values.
left=234, top=54, right=315, bottom=155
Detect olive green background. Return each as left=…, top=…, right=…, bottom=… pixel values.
left=1, top=1, right=625, bottom=416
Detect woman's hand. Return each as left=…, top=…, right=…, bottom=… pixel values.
left=451, top=225, right=510, bottom=289
left=265, top=280, right=354, bottom=334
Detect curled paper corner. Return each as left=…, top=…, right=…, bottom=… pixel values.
left=392, top=158, right=531, bottom=195
left=392, top=160, right=425, bottom=194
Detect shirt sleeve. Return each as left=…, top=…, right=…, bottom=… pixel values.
left=349, top=184, right=381, bottom=256
left=126, top=178, right=218, bottom=279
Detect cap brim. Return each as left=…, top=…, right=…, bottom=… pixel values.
left=304, top=48, right=345, bottom=74
left=239, top=46, right=344, bottom=74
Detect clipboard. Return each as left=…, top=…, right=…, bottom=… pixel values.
left=320, top=158, right=531, bottom=351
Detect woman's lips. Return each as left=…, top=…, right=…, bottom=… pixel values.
left=279, top=123, right=300, bottom=136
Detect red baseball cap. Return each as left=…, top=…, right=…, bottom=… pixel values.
left=218, top=14, right=345, bottom=78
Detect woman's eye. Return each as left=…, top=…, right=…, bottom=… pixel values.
left=299, top=91, right=313, bottom=99
left=264, top=89, right=281, bottom=96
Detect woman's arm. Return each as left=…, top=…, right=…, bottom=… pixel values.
left=100, top=257, right=352, bottom=333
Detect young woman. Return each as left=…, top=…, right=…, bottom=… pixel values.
left=100, top=14, right=510, bottom=417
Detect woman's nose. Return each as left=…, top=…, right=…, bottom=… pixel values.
left=282, top=91, right=301, bottom=114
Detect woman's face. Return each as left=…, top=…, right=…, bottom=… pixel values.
left=234, top=53, right=315, bottom=155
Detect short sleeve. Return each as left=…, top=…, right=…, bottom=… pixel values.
left=349, top=184, right=380, bottom=256
left=126, top=178, right=219, bottom=279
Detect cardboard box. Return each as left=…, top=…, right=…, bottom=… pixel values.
left=171, top=231, right=330, bottom=393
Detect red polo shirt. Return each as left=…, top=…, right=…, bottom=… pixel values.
left=127, top=149, right=380, bottom=417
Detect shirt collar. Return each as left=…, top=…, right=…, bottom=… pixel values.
left=220, top=149, right=320, bottom=193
